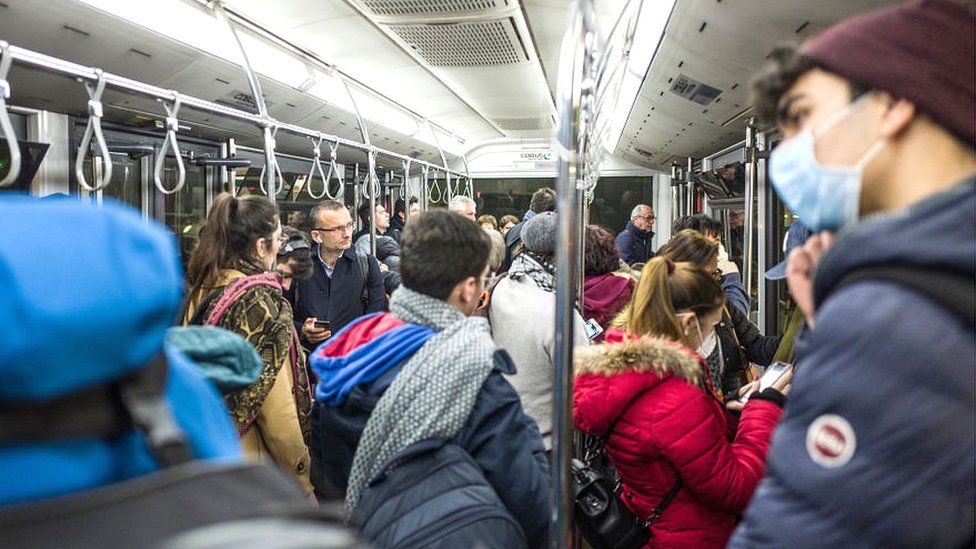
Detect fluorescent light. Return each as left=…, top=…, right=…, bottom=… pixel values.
left=349, top=89, right=420, bottom=138
left=238, top=33, right=311, bottom=90
left=603, top=0, right=676, bottom=154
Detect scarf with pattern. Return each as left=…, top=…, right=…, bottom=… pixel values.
left=194, top=261, right=312, bottom=444
left=345, top=287, right=496, bottom=510
left=508, top=252, right=556, bottom=293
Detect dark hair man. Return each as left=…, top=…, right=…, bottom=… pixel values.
left=730, top=2, right=974, bottom=547
left=291, top=200, right=387, bottom=347
left=354, top=202, right=400, bottom=244
left=615, top=203, right=655, bottom=265
left=390, top=197, right=418, bottom=232
left=307, top=211, right=550, bottom=547
left=500, top=186, right=556, bottom=272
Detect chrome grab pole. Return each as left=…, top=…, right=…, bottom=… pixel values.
left=743, top=120, right=759, bottom=303
left=552, top=1, right=599, bottom=546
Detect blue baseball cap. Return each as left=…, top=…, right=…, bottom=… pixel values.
left=765, top=220, right=814, bottom=280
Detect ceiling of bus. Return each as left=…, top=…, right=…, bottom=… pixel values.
left=0, top=0, right=899, bottom=172
left=615, top=0, right=898, bottom=171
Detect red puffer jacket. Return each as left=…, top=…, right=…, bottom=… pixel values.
left=574, top=329, right=783, bottom=548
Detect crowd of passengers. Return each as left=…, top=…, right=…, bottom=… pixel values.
left=1, top=2, right=972, bottom=548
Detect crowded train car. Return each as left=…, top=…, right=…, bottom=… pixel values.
left=0, top=0, right=972, bottom=547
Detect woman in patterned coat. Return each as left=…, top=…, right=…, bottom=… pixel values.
left=184, top=193, right=313, bottom=495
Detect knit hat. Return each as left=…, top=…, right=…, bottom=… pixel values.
left=804, top=0, right=975, bottom=145
left=521, top=211, right=557, bottom=254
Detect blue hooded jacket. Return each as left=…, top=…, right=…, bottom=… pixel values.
left=0, top=197, right=241, bottom=506
left=615, top=220, right=655, bottom=265
left=730, top=177, right=975, bottom=548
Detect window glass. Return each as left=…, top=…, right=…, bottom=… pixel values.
left=160, top=158, right=207, bottom=266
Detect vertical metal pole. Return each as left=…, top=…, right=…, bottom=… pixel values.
left=354, top=163, right=361, bottom=229
left=686, top=157, right=694, bottom=215
left=263, top=126, right=276, bottom=202
left=368, top=151, right=377, bottom=257
left=755, top=130, right=769, bottom=330
left=402, top=159, right=412, bottom=225
left=743, top=120, right=758, bottom=308
left=552, top=1, right=596, bottom=546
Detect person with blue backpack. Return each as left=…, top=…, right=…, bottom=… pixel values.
left=309, top=209, right=551, bottom=548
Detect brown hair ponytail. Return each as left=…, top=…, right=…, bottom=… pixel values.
left=626, top=256, right=725, bottom=346
left=186, top=192, right=279, bottom=299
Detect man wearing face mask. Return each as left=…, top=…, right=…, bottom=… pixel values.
left=730, top=2, right=975, bottom=548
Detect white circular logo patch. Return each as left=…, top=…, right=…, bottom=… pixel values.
left=806, top=414, right=856, bottom=468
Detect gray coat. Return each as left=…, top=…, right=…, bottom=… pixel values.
left=489, top=275, right=587, bottom=450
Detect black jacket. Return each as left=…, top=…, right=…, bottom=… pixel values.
left=499, top=219, right=526, bottom=273
left=290, top=246, right=387, bottom=341
left=615, top=221, right=655, bottom=265
left=716, top=304, right=780, bottom=396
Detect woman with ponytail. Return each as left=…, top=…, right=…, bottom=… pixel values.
left=573, top=256, right=788, bottom=548
left=184, top=193, right=313, bottom=495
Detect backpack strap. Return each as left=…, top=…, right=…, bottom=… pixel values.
left=0, top=354, right=192, bottom=468
left=204, top=273, right=284, bottom=327
left=825, top=265, right=974, bottom=326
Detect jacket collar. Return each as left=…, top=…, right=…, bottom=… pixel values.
left=575, top=332, right=706, bottom=387
left=626, top=220, right=654, bottom=239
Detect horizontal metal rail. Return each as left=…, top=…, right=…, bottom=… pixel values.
left=0, top=42, right=466, bottom=178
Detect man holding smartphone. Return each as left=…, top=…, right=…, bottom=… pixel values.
left=730, top=2, right=974, bottom=547
left=291, top=200, right=387, bottom=348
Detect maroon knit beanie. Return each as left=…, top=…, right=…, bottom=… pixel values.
left=804, top=0, right=975, bottom=145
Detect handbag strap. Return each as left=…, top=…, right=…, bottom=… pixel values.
left=204, top=273, right=283, bottom=326
left=642, top=478, right=683, bottom=527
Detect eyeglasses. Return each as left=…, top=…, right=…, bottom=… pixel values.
left=312, top=222, right=355, bottom=233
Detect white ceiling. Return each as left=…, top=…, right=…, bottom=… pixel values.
left=0, top=0, right=902, bottom=172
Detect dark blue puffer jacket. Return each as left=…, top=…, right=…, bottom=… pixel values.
left=311, top=349, right=551, bottom=548
left=615, top=221, right=655, bottom=265
left=729, top=177, right=975, bottom=548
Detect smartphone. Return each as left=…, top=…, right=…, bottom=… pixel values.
left=584, top=318, right=604, bottom=341
left=313, top=319, right=331, bottom=330
left=741, top=361, right=793, bottom=402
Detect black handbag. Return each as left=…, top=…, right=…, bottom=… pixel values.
left=571, top=433, right=682, bottom=549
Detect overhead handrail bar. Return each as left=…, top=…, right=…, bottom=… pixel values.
left=152, top=94, right=186, bottom=195
left=258, top=125, right=284, bottom=197
left=0, top=41, right=20, bottom=188
left=0, top=43, right=470, bottom=182
left=74, top=69, right=112, bottom=192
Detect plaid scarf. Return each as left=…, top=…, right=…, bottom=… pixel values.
left=345, top=287, right=497, bottom=510
left=508, top=252, right=556, bottom=293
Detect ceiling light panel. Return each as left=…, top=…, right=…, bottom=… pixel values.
left=388, top=19, right=528, bottom=67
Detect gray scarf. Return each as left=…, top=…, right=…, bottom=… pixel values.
left=345, top=287, right=497, bottom=510
left=508, top=252, right=556, bottom=293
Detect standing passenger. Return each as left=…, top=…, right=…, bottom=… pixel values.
left=499, top=214, right=520, bottom=236
left=309, top=210, right=550, bottom=547
left=184, top=193, right=313, bottom=495
left=489, top=212, right=588, bottom=450
left=448, top=195, right=478, bottom=221
left=582, top=224, right=635, bottom=342
left=291, top=200, right=387, bottom=348
left=730, top=2, right=975, bottom=547
left=501, top=187, right=556, bottom=272
left=575, top=258, right=787, bottom=548
left=616, top=204, right=656, bottom=265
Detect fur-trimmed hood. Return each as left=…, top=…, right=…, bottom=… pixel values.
left=574, top=329, right=708, bottom=436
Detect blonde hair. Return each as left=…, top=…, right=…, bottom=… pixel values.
left=626, top=257, right=724, bottom=346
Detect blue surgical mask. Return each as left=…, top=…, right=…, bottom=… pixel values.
left=769, top=96, right=885, bottom=232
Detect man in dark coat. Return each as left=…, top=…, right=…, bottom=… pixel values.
left=291, top=200, right=387, bottom=347
left=615, top=204, right=655, bottom=265
left=730, top=2, right=975, bottom=547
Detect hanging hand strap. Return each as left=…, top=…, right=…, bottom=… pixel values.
left=75, top=69, right=113, bottom=192
left=0, top=41, right=21, bottom=188
left=153, top=94, right=186, bottom=195
left=258, top=125, right=284, bottom=196
left=306, top=135, right=330, bottom=200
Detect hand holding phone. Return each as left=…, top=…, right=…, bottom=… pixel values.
left=313, top=319, right=331, bottom=330
left=741, top=362, right=793, bottom=402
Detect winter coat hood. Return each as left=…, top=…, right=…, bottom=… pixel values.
left=574, top=331, right=706, bottom=436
